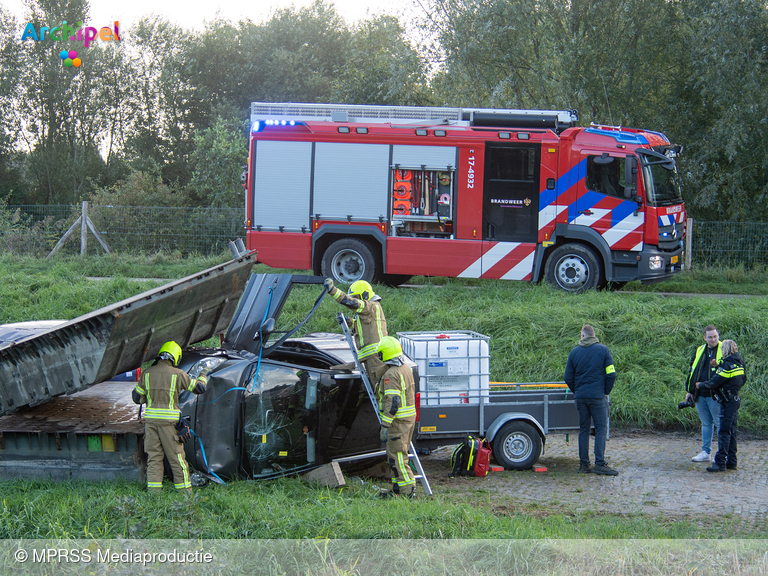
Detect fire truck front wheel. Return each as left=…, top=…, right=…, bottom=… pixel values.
left=321, top=238, right=380, bottom=284
left=545, top=243, right=604, bottom=293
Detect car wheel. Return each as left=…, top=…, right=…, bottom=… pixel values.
left=492, top=421, right=542, bottom=470
left=545, top=243, right=603, bottom=293
left=321, top=238, right=380, bottom=284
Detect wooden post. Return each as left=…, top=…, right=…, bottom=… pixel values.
left=47, top=201, right=114, bottom=258
left=80, top=201, right=88, bottom=256
left=685, top=217, right=693, bottom=271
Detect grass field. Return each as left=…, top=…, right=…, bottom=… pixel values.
left=0, top=476, right=763, bottom=540
left=1, top=253, right=766, bottom=544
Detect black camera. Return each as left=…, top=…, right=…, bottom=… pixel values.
left=678, top=398, right=696, bottom=410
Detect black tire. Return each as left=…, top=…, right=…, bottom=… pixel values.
left=545, top=243, right=603, bottom=293
left=492, top=421, right=542, bottom=470
left=320, top=238, right=380, bottom=284
left=382, top=274, right=412, bottom=287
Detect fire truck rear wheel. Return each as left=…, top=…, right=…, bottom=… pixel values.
left=321, top=238, right=380, bottom=284
left=545, top=243, right=603, bottom=292
left=493, top=421, right=542, bottom=470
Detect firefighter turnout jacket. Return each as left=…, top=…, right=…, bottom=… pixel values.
left=329, top=286, right=387, bottom=361
left=378, top=361, right=416, bottom=427
left=133, top=359, right=207, bottom=421
left=378, top=359, right=417, bottom=493
left=686, top=342, right=723, bottom=397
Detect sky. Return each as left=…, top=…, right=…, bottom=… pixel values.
left=5, top=0, right=424, bottom=29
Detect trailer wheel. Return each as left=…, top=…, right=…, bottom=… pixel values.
left=545, top=243, right=603, bottom=293
left=492, top=421, right=542, bottom=470
left=321, top=238, right=380, bottom=284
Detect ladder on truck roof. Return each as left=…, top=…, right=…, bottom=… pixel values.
left=335, top=312, right=432, bottom=497
left=250, top=102, right=578, bottom=133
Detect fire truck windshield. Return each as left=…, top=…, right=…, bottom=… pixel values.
left=638, top=149, right=683, bottom=207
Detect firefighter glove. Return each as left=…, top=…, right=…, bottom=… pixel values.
left=336, top=315, right=349, bottom=326
left=380, top=426, right=388, bottom=443
left=323, top=278, right=334, bottom=290
left=175, top=416, right=192, bottom=444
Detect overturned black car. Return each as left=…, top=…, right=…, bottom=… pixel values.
left=176, top=274, right=391, bottom=481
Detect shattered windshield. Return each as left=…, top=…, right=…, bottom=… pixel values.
left=639, top=149, right=684, bottom=207
left=243, top=363, right=318, bottom=478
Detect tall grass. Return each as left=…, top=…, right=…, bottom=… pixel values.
left=0, top=478, right=759, bottom=539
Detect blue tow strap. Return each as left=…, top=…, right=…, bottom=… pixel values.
left=190, top=287, right=275, bottom=482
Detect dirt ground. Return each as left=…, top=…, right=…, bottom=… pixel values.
left=417, top=429, right=768, bottom=532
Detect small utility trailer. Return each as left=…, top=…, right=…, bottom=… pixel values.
left=400, top=331, right=581, bottom=470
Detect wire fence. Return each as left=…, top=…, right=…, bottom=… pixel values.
left=690, top=220, right=768, bottom=268
left=0, top=204, right=244, bottom=257
left=1, top=204, right=767, bottom=267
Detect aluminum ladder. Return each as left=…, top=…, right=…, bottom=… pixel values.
left=336, top=313, right=432, bottom=496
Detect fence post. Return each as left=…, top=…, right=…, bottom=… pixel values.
left=46, top=201, right=113, bottom=258
left=80, top=201, right=88, bottom=256
left=685, top=217, right=693, bottom=270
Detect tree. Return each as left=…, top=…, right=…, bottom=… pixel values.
left=671, top=0, right=768, bottom=221
left=188, top=115, right=248, bottom=208
left=424, top=0, right=684, bottom=123
left=120, top=16, right=200, bottom=187
left=332, top=15, right=433, bottom=106
left=0, top=6, right=26, bottom=203
left=14, top=0, right=131, bottom=204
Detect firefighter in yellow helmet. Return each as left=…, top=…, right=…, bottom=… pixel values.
left=324, top=278, right=388, bottom=381
left=376, top=336, right=417, bottom=498
left=132, top=341, right=208, bottom=493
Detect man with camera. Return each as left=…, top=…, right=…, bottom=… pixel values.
left=684, top=325, right=722, bottom=463
left=695, top=339, right=745, bottom=472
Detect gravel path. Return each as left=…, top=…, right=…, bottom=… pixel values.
left=419, top=429, right=768, bottom=531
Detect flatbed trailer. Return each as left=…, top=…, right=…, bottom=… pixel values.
left=415, top=384, right=581, bottom=470
left=0, top=382, right=144, bottom=481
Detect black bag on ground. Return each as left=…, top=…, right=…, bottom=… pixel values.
left=449, top=435, right=482, bottom=478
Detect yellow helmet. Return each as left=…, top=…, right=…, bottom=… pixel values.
left=158, top=341, right=182, bottom=366
left=376, top=336, right=402, bottom=362
left=349, top=280, right=374, bottom=301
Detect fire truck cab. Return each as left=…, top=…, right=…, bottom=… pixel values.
left=245, top=102, right=685, bottom=291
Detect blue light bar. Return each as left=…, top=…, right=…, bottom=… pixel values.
left=252, top=119, right=303, bottom=132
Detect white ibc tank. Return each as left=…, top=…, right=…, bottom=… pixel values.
left=397, top=331, right=490, bottom=405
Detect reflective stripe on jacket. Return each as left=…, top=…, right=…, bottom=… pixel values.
left=699, top=353, right=746, bottom=394
left=134, top=359, right=207, bottom=421
left=686, top=342, right=722, bottom=395
left=330, top=287, right=387, bottom=360
left=378, top=362, right=416, bottom=426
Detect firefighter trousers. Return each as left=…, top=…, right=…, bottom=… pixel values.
left=145, top=420, right=192, bottom=490
left=386, top=416, right=416, bottom=491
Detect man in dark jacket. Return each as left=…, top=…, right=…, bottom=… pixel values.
left=564, top=325, right=618, bottom=476
left=696, top=339, right=746, bottom=472
left=685, top=325, right=722, bottom=463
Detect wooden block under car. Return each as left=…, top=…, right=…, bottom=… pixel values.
left=303, top=462, right=346, bottom=488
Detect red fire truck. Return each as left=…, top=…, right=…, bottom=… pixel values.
left=244, top=102, right=685, bottom=291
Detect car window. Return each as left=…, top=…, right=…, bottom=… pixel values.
left=243, top=363, right=318, bottom=477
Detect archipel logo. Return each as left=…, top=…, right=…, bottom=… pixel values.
left=21, top=20, right=121, bottom=67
